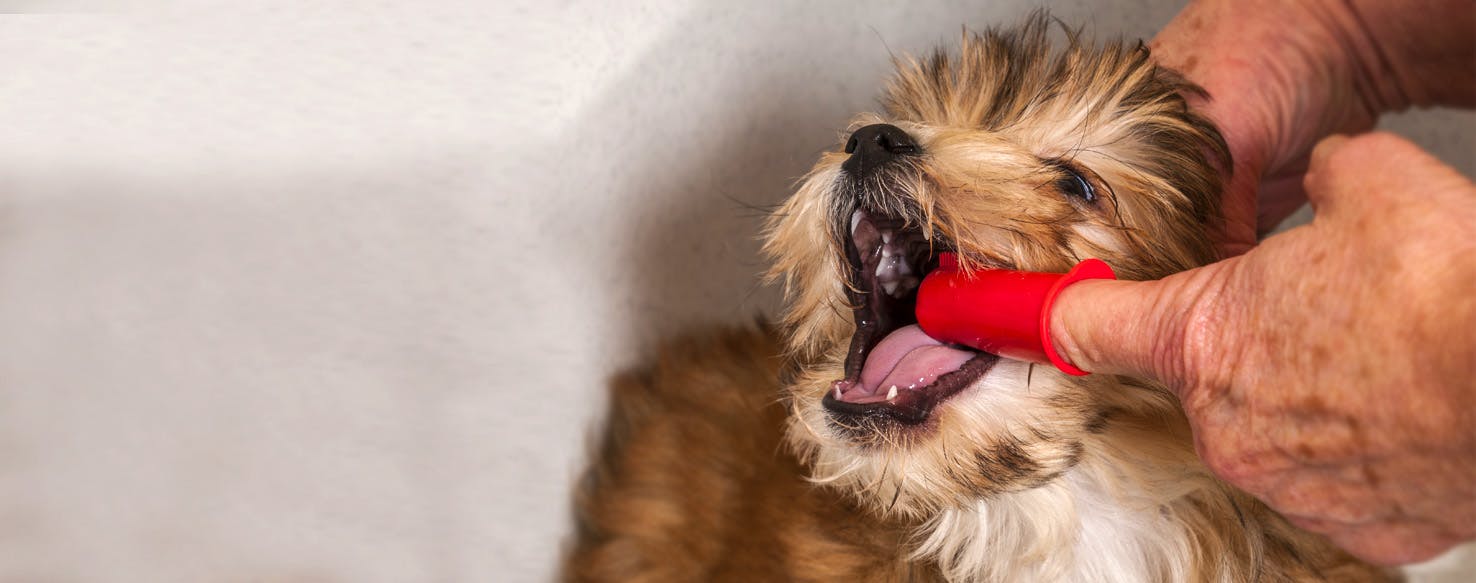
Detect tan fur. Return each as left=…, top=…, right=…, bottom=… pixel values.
left=564, top=324, right=939, bottom=582
left=567, top=15, right=1395, bottom=582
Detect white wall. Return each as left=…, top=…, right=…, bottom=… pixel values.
left=0, top=1, right=1469, bottom=581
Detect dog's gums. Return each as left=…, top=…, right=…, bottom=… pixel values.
left=826, top=209, right=999, bottom=425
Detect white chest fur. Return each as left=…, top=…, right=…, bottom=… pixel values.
left=913, top=468, right=1197, bottom=583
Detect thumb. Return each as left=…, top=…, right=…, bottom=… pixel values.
left=1047, top=259, right=1241, bottom=392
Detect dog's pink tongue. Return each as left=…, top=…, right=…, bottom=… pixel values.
left=860, top=325, right=975, bottom=393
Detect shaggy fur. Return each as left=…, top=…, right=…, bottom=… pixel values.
left=567, top=16, right=1395, bottom=582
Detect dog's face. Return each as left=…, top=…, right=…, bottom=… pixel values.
left=764, top=23, right=1227, bottom=519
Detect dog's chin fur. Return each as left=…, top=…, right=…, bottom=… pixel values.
left=567, top=15, right=1396, bottom=583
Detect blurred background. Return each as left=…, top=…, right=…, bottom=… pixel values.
left=0, top=1, right=1469, bottom=581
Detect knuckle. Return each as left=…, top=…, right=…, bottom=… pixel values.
left=1333, top=529, right=1449, bottom=567
left=1351, top=131, right=1411, bottom=154
left=1313, top=132, right=1409, bottom=176
left=1337, top=132, right=1418, bottom=171
left=1170, top=267, right=1238, bottom=402
left=1176, top=295, right=1221, bottom=389
left=1195, top=436, right=1253, bottom=485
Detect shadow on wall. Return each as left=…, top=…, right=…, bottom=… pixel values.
left=544, top=1, right=878, bottom=571
left=602, top=92, right=825, bottom=346
left=543, top=10, right=890, bottom=361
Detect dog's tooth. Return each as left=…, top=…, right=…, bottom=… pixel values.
left=882, top=231, right=892, bottom=245
left=882, top=280, right=899, bottom=295
left=834, top=385, right=843, bottom=399
left=886, top=386, right=898, bottom=401
left=850, top=210, right=863, bottom=237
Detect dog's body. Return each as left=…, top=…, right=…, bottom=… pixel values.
left=567, top=18, right=1394, bottom=582
left=566, top=326, right=939, bottom=581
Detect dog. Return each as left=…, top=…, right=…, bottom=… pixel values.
left=565, top=16, right=1394, bottom=582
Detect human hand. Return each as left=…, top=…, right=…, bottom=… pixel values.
left=1049, top=133, right=1476, bottom=565
left=1149, top=0, right=1476, bottom=256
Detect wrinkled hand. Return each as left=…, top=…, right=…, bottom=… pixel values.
left=1081, top=0, right=1476, bottom=563
left=1050, top=133, right=1476, bottom=565
left=1150, top=0, right=1475, bottom=256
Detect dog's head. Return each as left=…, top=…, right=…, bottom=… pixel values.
left=763, top=19, right=1227, bottom=519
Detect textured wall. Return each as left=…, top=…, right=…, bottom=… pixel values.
left=0, top=1, right=1469, bottom=581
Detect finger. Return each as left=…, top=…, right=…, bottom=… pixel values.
left=1264, top=468, right=1390, bottom=526
left=1304, top=132, right=1472, bottom=214
left=1254, top=163, right=1310, bottom=236
left=1215, top=186, right=1258, bottom=258
left=1185, top=404, right=1289, bottom=492
left=1208, top=110, right=1275, bottom=258
left=1046, top=258, right=1240, bottom=392
left=1287, top=515, right=1462, bottom=565
left=1322, top=521, right=1465, bottom=566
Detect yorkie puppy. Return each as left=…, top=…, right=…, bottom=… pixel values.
left=567, top=16, right=1393, bottom=582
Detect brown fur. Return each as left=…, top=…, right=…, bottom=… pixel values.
left=565, top=325, right=940, bottom=582
left=567, top=15, right=1395, bottom=582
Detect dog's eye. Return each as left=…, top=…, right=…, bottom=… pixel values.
left=1053, top=163, right=1097, bottom=203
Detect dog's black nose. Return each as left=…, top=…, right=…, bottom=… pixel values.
left=842, top=124, right=919, bottom=178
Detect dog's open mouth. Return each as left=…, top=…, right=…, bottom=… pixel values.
left=823, top=210, right=1000, bottom=425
